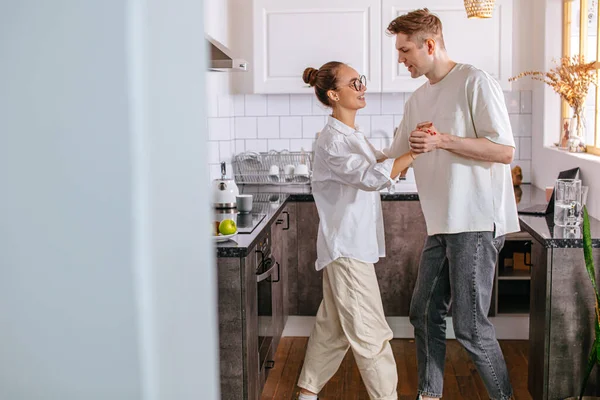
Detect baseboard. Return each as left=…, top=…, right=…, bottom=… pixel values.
left=283, top=315, right=530, bottom=340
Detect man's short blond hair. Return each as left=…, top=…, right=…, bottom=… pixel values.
left=386, top=8, right=445, bottom=49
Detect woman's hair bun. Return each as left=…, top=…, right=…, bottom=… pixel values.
left=302, top=67, right=318, bottom=86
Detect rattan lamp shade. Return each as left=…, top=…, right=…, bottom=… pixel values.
left=464, top=0, right=496, bottom=18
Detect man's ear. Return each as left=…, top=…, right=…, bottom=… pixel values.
left=425, top=38, right=436, bottom=55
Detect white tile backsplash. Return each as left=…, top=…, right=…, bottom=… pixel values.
left=380, top=137, right=393, bottom=148
left=356, top=115, right=371, bottom=136
left=209, top=164, right=221, bottom=180
left=257, top=117, right=280, bottom=139
left=371, top=115, right=394, bottom=138
left=381, top=93, right=404, bottom=115
left=290, top=94, right=312, bottom=115
left=280, top=116, right=303, bottom=138
left=267, top=139, right=291, bottom=151
left=219, top=141, right=232, bottom=163
left=519, top=137, right=532, bottom=160
left=218, top=95, right=233, bottom=117
left=208, top=118, right=230, bottom=141
left=234, top=117, right=258, bottom=139
left=512, top=140, right=520, bottom=160
left=208, top=141, right=220, bottom=164
left=368, top=138, right=382, bottom=150
left=233, top=94, right=245, bottom=116
left=245, top=94, right=267, bottom=116
left=510, top=114, right=532, bottom=137
left=235, top=139, right=245, bottom=154
left=393, top=115, right=403, bottom=131
left=312, top=97, right=330, bottom=115
left=206, top=90, right=534, bottom=181
left=361, top=93, right=381, bottom=115
left=267, top=94, right=290, bottom=116
left=520, top=91, right=532, bottom=114
left=302, top=116, right=326, bottom=138
left=290, top=138, right=315, bottom=152
left=207, top=95, right=219, bottom=118
left=245, top=139, right=268, bottom=152
left=504, top=91, right=520, bottom=114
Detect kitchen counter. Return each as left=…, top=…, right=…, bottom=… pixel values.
left=215, top=193, right=290, bottom=257
left=516, top=184, right=600, bottom=248
left=215, top=183, right=600, bottom=258
left=215, top=183, right=419, bottom=257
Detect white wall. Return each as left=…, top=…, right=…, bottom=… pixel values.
left=0, top=1, right=219, bottom=399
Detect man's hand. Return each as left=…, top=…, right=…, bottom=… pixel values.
left=410, top=121, right=514, bottom=163
left=377, top=156, right=388, bottom=163
left=409, top=122, right=441, bottom=154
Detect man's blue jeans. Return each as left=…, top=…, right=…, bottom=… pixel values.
left=409, top=232, right=513, bottom=400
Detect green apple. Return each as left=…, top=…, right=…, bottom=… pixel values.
left=219, top=219, right=237, bottom=235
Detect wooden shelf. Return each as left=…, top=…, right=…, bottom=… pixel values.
left=498, top=269, right=531, bottom=280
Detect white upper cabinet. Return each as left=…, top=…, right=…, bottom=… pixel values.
left=252, top=0, right=381, bottom=93
left=246, top=0, right=513, bottom=93
left=382, top=0, right=513, bottom=91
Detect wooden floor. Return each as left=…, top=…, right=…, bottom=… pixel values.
left=261, top=338, right=532, bottom=400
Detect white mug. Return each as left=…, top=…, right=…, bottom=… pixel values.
left=268, top=165, right=280, bottom=182
left=294, top=163, right=309, bottom=183
left=283, top=164, right=295, bottom=181
left=295, top=163, right=309, bottom=176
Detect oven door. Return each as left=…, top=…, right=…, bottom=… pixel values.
left=256, top=252, right=279, bottom=387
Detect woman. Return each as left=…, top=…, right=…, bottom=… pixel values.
left=296, top=62, right=418, bottom=400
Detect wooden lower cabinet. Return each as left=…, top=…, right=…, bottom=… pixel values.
left=528, top=242, right=600, bottom=399
left=217, top=245, right=259, bottom=400
left=293, top=200, right=427, bottom=316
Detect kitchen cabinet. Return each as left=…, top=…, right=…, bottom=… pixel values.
left=528, top=241, right=600, bottom=399
left=251, top=0, right=381, bottom=93
left=270, top=203, right=294, bottom=354
left=216, top=210, right=292, bottom=400
left=217, top=246, right=259, bottom=400
left=291, top=199, right=530, bottom=318
left=239, top=0, right=512, bottom=93
left=381, top=0, right=513, bottom=91
left=293, top=200, right=427, bottom=316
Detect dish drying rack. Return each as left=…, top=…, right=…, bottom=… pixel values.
left=232, top=150, right=313, bottom=185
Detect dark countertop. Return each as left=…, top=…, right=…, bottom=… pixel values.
left=214, top=193, right=290, bottom=258
left=516, top=184, right=600, bottom=248
left=215, top=183, right=600, bottom=257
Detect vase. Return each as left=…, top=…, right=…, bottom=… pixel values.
left=566, top=110, right=587, bottom=153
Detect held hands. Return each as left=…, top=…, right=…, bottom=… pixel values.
left=409, top=121, right=443, bottom=154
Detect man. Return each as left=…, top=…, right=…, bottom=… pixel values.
left=383, top=8, right=519, bottom=400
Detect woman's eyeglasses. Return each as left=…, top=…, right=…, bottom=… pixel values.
left=348, top=75, right=367, bottom=91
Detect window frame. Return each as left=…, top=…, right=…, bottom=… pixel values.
left=563, top=0, right=600, bottom=155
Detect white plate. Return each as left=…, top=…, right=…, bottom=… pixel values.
left=213, top=232, right=238, bottom=243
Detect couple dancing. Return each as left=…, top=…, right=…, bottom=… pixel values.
left=296, top=9, right=519, bottom=400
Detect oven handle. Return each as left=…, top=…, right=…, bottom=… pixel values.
left=256, top=258, right=277, bottom=283
left=268, top=262, right=280, bottom=283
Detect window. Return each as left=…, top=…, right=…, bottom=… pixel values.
left=564, top=0, right=600, bottom=155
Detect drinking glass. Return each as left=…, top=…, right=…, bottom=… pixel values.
left=554, top=178, right=582, bottom=226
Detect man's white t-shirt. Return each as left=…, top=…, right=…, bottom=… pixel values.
left=384, top=63, right=520, bottom=238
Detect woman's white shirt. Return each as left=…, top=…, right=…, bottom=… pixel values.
left=311, top=116, right=395, bottom=271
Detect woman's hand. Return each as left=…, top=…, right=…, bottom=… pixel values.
left=410, top=122, right=442, bottom=154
